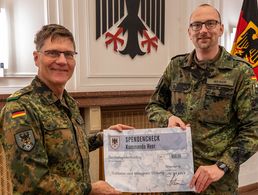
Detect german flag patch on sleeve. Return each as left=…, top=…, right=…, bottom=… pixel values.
left=11, top=110, right=26, bottom=119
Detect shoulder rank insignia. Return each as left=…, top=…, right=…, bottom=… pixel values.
left=15, top=130, right=35, bottom=152
left=171, top=53, right=189, bottom=61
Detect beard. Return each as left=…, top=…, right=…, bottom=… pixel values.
left=195, top=36, right=214, bottom=50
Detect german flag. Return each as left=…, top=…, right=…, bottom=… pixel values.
left=231, top=0, right=258, bottom=79
left=11, top=110, right=26, bottom=119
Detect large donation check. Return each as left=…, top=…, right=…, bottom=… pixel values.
left=103, top=127, right=195, bottom=193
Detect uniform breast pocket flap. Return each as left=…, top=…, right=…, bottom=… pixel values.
left=171, top=82, right=191, bottom=93
left=206, top=85, right=234, bottom=98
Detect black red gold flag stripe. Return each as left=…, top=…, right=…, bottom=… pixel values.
left=11, top=110, right=26, bottom=118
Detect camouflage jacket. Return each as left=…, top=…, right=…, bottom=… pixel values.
left=0, top=76, right=103, bottom=195
left=146, top=47, right=258, bottom=193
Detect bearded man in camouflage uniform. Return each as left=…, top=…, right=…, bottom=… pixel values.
left=0, top=24, right=133, bottom=194
left=146, top=4, right=258, bottom=194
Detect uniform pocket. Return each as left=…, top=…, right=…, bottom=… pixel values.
left=201, top=84, right=234, bottom=124
left=41, top=116, right=77, bottom=159
left=170, top=82, right=191, bottom=116
left=171, top=82, right=191, bottom=93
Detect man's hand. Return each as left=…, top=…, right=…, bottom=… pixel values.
left=190, top=164, right=225, bottom=193
left=90, top=180, right=122, bottom=195
left=109, top=124, right=134, bottom=131
left=168, top=115, right=189, bottom=130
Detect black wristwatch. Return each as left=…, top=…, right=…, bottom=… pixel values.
left=216, top=161, right=229, bottom=173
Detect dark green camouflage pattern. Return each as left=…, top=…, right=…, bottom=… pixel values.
left=146, top=47, right=258, bottom=194
left=0, top=76, right=103, bottom=194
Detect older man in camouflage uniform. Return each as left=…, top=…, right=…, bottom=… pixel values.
left=0, top=24, right=133, bottom=194
left=146, top=4, right=258, bottom=194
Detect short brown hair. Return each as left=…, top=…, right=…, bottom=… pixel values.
left=34, top=24, right=76, bottom=51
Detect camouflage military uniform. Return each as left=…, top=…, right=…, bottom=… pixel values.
left=0, top=76, right=103, bottom=194
left=146, top=47, right=258, bottom=194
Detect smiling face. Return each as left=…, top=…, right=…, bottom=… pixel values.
left=188, top=5, right=224, bottom=53
left=33, top=37, right=76, bottom=92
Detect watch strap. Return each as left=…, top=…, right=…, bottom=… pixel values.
left=216, top=161, right=229, bottom=173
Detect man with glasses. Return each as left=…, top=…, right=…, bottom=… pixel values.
left=146, top=4, right=258, bottom=194
left=0, top=24, right=133, bottom=194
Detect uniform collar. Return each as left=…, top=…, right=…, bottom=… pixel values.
left=32, top=76, right=68, bottom=106
left=181, top=46, right=234, bottom=70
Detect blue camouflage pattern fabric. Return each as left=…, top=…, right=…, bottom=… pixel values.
left=0, top=76, right=103, bottom=194
left=146, top=47, right=258, bottom=194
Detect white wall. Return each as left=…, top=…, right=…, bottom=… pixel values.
left=0, top=0, right=245, bottom=93
left=0, top=0, right=221, bottom=93
left=0, top=0, right=257, bottom=187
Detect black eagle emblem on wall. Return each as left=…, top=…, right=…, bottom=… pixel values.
left=96, top=0, right=165, bottom=59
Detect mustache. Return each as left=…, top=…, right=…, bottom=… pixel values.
left=198, top=34, right=210, bottom=39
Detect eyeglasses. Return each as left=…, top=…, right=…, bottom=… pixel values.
left=38, top=50, right=78, bottom=60
left=189, top=20, right=220, bottom=31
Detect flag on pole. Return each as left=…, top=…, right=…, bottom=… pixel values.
left=231, top=0, right=258, bottom=79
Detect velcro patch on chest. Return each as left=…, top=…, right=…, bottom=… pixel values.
left=207, top=79, right=234, bottom=86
